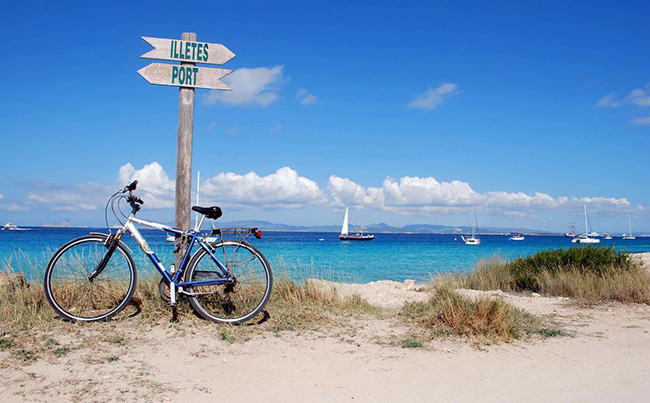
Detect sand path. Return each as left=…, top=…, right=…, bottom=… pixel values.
left=1, top=253, right=649, bottom=402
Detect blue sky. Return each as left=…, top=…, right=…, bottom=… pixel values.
left=0, top=0, right=649, bottom=232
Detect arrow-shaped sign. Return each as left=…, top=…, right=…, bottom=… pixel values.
left=138, top=63, right=233, bottom=90
left=140, top=36, right=235, bottom=65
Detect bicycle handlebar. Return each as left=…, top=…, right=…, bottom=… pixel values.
left=121, top=180, right=138, bottom=194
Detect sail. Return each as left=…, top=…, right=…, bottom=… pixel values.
left=628, top=214, right=633, bottom=236
left=341, top=207, right=349, bottom=235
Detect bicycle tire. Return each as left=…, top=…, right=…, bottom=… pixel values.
left=184, top=240, right=272, bottom=324
left=43, top=235, right=137, bottom=322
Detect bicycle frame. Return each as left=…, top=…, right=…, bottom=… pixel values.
left=116, top=213, right=232, bottom=291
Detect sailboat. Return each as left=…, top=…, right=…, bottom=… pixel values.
left=571, top=205, right=600, bottom=244
left=461, top=207, right=481, bottom=245
left=509, top=219, right=525, bottom=241
left=604, top=224, right=613, bottom=240
left=622, top=214, right=635, bottom=240
left=509, top=232, right=525, bottom=241
left=564, top=223, right=577, bottom=237
left=339, top=207, right=374, bottom=241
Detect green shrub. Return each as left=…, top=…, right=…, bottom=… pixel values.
left=507, top=246, right=636, bottom=291
left=461, top=247, right=650, bottom=304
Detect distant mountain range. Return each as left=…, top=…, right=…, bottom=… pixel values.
left=214, top=220, right=553, bottom=235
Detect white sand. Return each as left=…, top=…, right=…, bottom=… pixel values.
left=2, top=254, right=649, bottom=402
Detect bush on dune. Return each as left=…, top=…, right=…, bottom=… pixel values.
left=461, top=246, right=650, bottom=304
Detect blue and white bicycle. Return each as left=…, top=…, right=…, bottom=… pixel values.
left=43, top=181, right=273, bottom=324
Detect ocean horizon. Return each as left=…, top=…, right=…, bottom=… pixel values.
left=3, top=227, right=650, bottom=284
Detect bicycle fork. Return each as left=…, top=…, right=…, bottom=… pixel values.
left=88, top=232, right=123, bottom=282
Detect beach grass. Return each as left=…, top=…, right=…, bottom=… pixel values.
left=401, top=282, right=542, bottom=343
left=458, top=246, right=650, bottom=304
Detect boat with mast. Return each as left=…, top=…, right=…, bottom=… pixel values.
left=622, top=214, right=635, bottom=240
left=509, top=219, right=525, bottom=241
left=461, top=207, right=481, bottom=245
left=604, top=224, right=613, bottom=240
left=339, top=207, right=374, bottom=241
left=509, top=231, right=525, bottom=241
left=571, top=204, right=600, bottom=244
left=564, top=223, right=577, bottom=237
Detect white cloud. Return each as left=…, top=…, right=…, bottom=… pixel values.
left=327, top=174, right=643, bottom=217
left=407, top=83, right=459, bottom=110
left=596, top=92, right=621, bottom=108
left=382, top=176, right=482, bottom=207
left=201, top=167, right=327, bottom=209
left=301, top=94, right=318, bottom=105
left=597, top=85, right=650, bottom=124
left=8, top=161, right=647, bottom=221
left=0, top=194, right=3, bottom=199
left=118, top=162, right=175, bottom=208
left=7, top=204, right=28, bottom=212
left=630, top=116, right=650, bottom=126
left=328, top=174, right=484, bottom=214
left=485, top=191, right=560, bottom=209
left=22, top=162, right=175, bottom=212
left=202, top=65, right=286, bottom=107
left=327, top=176, right=383, bottom=208
left=26, top=183, right=111, bottom=211
left=295, top=88, right=318, bottom=105
left=626, top=86, right=650, bottom=106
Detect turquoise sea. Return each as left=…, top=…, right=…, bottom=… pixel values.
left=2, top=227, right=650, bottom=283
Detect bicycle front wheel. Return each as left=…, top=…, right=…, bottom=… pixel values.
left=43, top=235, right=137, bottom=322
left=184, top=240, right=272, bottom=324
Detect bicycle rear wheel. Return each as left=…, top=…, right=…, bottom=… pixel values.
left=184, top=240, right=272, bottom=324
left=43, top=235, right=137, bottom=322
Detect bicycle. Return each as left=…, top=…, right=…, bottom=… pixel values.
left=43, top=180, right=273, bottom=324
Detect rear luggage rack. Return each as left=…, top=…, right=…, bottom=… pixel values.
left=210, top=227, right=262, bottom=240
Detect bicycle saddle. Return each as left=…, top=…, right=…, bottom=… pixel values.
left=191, top=206, right=223, bottom=220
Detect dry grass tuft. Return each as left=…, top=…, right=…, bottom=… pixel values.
left=268, top=278, right=381, bottom=332
left=401, top=283, right=540, bottom=343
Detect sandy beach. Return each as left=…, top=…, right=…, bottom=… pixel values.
left=1, top=253, right=649, bottom=403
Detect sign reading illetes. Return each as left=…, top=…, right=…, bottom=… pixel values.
left=138, top=36, right=235, bottom=90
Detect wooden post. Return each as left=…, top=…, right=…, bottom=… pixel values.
left=174, top=32, right=196, bottom=268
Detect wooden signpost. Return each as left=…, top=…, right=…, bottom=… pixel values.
left=138, top=32, right=235, bottom=266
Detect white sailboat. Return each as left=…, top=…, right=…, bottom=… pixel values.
left=339, top=207, right=374, bottom=241
left=461, top=207, right=481, bottom=245
left=509, top=232, right=525, bottom=241
left=572, top=205, right=600, bottom=244
left=622, top=214, right=635, bottom=240
left=509, top=219, right=525, bottom=241
left=564, top=223, right=577, bottom=237
left=604, top=224, right=613, bottom=240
